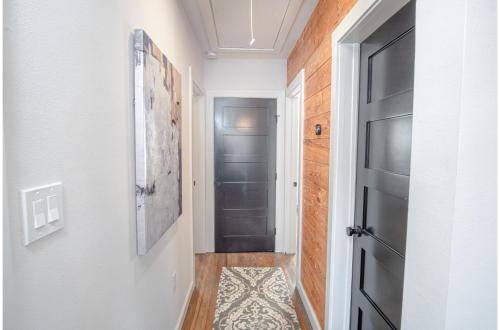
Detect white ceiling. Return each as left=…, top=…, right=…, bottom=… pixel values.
left=182, top=0, right=318, bottom=59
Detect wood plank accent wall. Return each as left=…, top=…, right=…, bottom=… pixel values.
left=287, top=0, right=356, bottom=327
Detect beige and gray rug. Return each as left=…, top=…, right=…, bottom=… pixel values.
left=213, top=267, right=300, bottom=330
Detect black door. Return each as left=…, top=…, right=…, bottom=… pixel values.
left=214, top=98, right=277, bottom=252
left=349, top=2, right=415, bottom=329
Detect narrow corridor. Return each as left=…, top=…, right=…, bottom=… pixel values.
left=182, top=253, right=311, bottom=329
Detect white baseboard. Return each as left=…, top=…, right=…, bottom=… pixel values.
left=175, top=280, right=194, bottom=330
left=297, top=281, right=322, bottom=330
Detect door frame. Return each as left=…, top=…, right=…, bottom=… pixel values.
left=284, top=70, right=305, bottom=255
left=189, top=68, right=206, bottom=254
left=325, top=0, right=410, bottom=329
left=286, top=70, right=324, bottom=329
left=204, top=90, right=286, bottom=252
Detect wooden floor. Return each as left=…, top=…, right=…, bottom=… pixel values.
left=182, top=253, right=312, bottom=330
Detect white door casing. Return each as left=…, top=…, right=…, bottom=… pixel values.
left=190, top=67, right=206, bottom=253
left=285, top=70, right=305, bottom=255
left=325, top=1, right=410, bottom=329
left=203, top=90, right=286, bottom=252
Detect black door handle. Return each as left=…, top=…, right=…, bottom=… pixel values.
left=346, top=225, right=363, bottom=237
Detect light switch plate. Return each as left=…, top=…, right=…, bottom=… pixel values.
left=20, top=182, right=64, bottom=246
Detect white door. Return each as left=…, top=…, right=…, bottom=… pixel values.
left=285, top=94, right=301, bottom=254
left=192, top=92, right=205, bottom=253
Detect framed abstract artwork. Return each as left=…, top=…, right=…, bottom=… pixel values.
left=133, top=29, right=182, bottom=255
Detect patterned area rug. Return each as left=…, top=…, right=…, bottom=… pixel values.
left=213, top=267, right=300, bottom=330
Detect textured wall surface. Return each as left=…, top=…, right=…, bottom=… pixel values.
left=287, top=0, right=356, bottom=326
left=4, top=0, right=203, bottom=329
left=204, top=58, right=287, bottom=91
left=402, top=0, right=497, bottom=329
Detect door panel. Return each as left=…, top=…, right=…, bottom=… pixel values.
left=363, top=187, right=408, bottom=255
left=356, top=306, right=393, bottom=330
left=359, top=243, right=405, bottom=326
left=223, top=135, right=268, bottom=155
left=222, top=182, right=268, bottom=209
left=223, top=106, right=268, bottom=128
left=368, top=29, right=415, bottom=103
left=221, top=216, right=268, bottom=236
left=223, top=162, right=267, bottom=181
left=367, top=115, right=412, bottom=176
left=350, top=2, right=415, bottom=329
left=214, top=98, right=277, bottom=252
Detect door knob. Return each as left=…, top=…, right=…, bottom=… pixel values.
left=346, top=225, right=363, bottom=237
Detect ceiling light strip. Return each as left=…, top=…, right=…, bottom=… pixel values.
left=249, top=0, right=255, bottom=46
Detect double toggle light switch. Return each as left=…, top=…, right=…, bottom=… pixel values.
left=21, top=182, right=64, bottom=245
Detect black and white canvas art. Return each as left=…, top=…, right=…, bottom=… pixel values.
left=134, top=29, right=182, bottom=255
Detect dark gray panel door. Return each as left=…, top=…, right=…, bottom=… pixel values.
left=214, top=98, right=277, bottom=252
left=349, top=2, right=415, bottom=329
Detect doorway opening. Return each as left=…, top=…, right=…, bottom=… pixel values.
left=285, top=70, right=305, bottom=266
left=284, top=71, right=304, bottom=256
left=191, top=76, right=206, bottom=254
left=325, top=0, right=412, bottom=329
left=213, top=97, right=278, bottom=252
left=195, top=90, right=285, bottom=253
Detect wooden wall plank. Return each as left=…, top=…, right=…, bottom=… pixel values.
left=303, top=159, right=329, bottom=190
left=287, top=0, right=358, bottom=327
left=303, top=140, right=329, bottom=165
left=302, top=179, right=329, bottom=210
left=305, top=87, right=331, bottom=119
left=304, top=112, right=330, bottom=140
left=339, top=0, right=358, bottom=18
left=305, top=61, right=331, bottom=100
left=305, top=37, right=332, bottom=80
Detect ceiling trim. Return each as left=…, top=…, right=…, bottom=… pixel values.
left=198, top=0, right=219, bottom=53
left=272, top=0, right=291, bottom=49
left=208, top=0, right=221, bottom=48
left=182, top=0, right=318, bottom=59
left=280, top=0, right=317, bottom=58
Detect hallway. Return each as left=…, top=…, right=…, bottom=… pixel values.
left=182, top=253, right=311, bottom=329
left=3, top=0, right=496, bottom=329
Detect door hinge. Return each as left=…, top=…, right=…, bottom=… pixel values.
left=274, top=228, right=276, bottom=235
left=275, top=172, right=277, bottom=181
left=274, top=114, right=280, bottom=124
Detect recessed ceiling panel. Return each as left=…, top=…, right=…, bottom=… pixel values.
left=211, top=0, right=290, bottom=49
left=185, top=0, right=316, bottom=57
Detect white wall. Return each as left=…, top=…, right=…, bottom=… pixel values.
left=204, top=58, right=287, bottom=91
left=4, top=0, right=203, bottom=329
left=195, top=58, right=287, bottom=253
left=442, top=0, right=497, bottom=327
left=402, top=0, right=497, bottom=329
